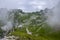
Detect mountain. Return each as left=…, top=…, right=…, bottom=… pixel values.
left=0, top=8, right=60, bottom=40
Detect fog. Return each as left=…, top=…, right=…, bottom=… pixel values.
left=0, top=8, right=14, bottom=32
left=0, top=0, right=60, bottom=33
left=46, top=1, right=60, bottom=30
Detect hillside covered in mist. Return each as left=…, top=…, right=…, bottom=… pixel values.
left=0, top=8, right=60, bottom=40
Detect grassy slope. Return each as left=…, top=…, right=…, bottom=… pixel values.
left=10, top=27, right=60, bottom=40
left=10, top=9, right=60, bottom=40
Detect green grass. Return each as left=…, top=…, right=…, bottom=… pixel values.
left=10, top=27, right=60, bottom=40
left=11, top=30, right=49, bottom=40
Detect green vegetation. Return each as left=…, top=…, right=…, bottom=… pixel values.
left=0, top=9, right=60, bottom=40
left=9, top=9, right=60, bottom=40
left=11, top=27, right=60, bottom=40
left=11, top=28, right=50, bottom=40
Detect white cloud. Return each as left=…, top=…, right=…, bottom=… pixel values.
left=30, top=1, right=47, bottom=10
left=0, top=0, right=59, bottom=12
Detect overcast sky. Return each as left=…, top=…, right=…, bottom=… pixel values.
left=0, top=0, right=59, bottom=12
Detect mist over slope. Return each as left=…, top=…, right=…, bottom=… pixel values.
left=0, top=8, right=47, bottom=34
left=0, top=1, right=60, bottom=40
left=45, top=2, right=60, bottom=30
left=0, top=5, right=60, bottom=40
left=0, top=4, right=60, bottom=32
